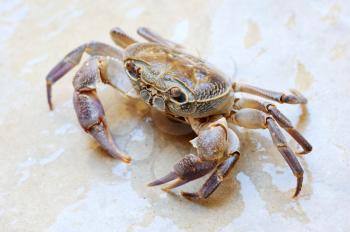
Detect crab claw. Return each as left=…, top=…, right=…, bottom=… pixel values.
left=148, top=154, right=216, bottom=191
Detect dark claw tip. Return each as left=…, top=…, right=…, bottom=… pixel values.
left=148, top=172, right=177, bottom=187
left=147, top=181, right=158, bottom=187
left=48, top=102, right=54, bottom=111
left=118, top=155, right=132, bottom=164
left=113, top=153, right=132, bottom=164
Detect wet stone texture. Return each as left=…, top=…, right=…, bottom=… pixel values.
left=1, top=0, right=350, bottom=232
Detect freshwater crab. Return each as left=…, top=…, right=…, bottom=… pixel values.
left=46, top=27, right=312, bottom=199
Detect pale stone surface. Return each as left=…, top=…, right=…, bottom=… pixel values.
left=1, top=0, right=350, bottom=231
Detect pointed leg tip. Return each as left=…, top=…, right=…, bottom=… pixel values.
left=293, top=190, right=301, bottom=198
left=296, top=150, right=308, bottom=155
left=296, top=146, right=312, bottom=155
left=293, top=175, right=303, bottom=198
left=48, top=102, right=54, bottom=111
left=46, top=81, right=54, bottom=111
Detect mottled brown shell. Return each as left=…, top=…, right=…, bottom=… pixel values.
left=124, top=43, right=234, bottom=117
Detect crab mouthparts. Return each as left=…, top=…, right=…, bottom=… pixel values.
left=140, top=88, right=165, bottom=112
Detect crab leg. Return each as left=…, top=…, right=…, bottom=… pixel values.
left=234, top=98, right=312, bottom=154
left=46, top=41, right=122, bottom=110
left=228, top=109, right=304, bottom=197
left=110, top=27, right=138, bottom=48
left=267, top=118, right=303, bottom=197
left=137, top=27, right=183, bottom=48
left=71, top=56, right=132, bottom=162
left=233, top=82, right=307, bottom=104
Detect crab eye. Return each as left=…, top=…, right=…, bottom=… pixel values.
left=169, top=87, right=187, bottom=103
left=125, top=61, right=141, bottom=80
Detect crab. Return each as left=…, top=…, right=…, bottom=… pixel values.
left=46, top=27, right=312, bottom=199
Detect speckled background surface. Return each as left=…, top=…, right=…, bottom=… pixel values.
left=1, top=0, right=350, bottom=231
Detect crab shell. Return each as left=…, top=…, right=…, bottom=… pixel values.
left=123, top=43, right=235, bottom=118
